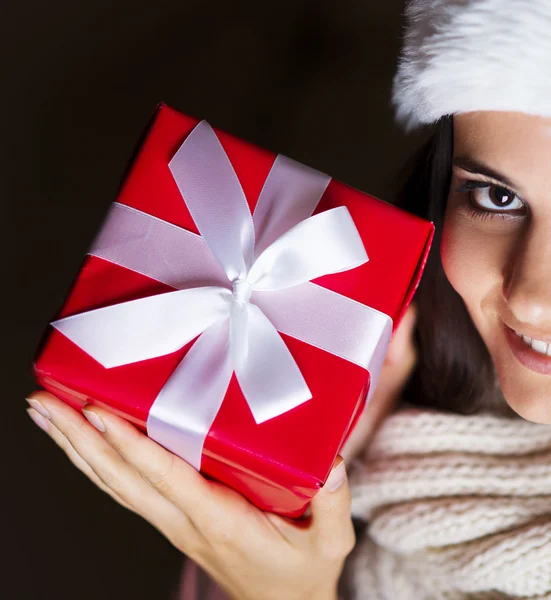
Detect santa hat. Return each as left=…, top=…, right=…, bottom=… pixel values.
left=392, top=0, right=551, bottom=130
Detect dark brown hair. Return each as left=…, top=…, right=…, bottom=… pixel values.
left=393, top=116, right=516, bottom=416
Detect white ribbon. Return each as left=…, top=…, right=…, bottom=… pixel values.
left=51, top=120, right=393, bottom=470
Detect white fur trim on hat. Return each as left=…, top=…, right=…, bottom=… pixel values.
left=392, top=0, right=551, bottom=130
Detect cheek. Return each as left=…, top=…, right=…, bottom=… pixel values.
left=440, top=215, right=484, bottom=302
left=440, top=210, right=505, bottom=336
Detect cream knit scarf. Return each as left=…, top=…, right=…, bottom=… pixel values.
left=345, top=404, right=551, bottom=600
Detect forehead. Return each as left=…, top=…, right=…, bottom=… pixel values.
left=453, top=112, right=551, bottom=196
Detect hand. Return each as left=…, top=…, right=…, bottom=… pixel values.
left=25, top=392, right=354, bottom=600
left=340, top=302, right=418, bottom=463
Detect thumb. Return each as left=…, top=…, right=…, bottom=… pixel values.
left=309, top=456, right=354, bottom=552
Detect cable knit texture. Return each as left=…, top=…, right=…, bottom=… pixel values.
left=345, top=405, right=551, bottom=599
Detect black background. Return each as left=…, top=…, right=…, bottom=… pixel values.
left=4, top=1, right=428, bottom=598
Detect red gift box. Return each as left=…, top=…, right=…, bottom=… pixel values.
left=34, top=103, right=434, bottom=517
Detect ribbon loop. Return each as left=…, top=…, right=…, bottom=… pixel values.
left=52, top=286, right=232, bottom=368
left=248, top=206, right=369, bottom=291
left=252, top=154, right=332, bottom=257
left=169, top=120, right=255, bottom=281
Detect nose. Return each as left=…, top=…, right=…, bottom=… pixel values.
left=503, top=220, right=551, bottom=328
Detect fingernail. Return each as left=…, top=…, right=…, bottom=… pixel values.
left=82, top=408, right=106, bottom=432
left=326, top=461, right=346, bottom=492
left=26, top=397, right=51, bottom=420
left=27, top=408, right=50, bottom=433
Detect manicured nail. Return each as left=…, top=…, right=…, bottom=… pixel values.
left=326, top=461, right=346, bottom=492
left=26, top=397, right=51, bottom=420
left=27, top=408, right=50, bottom=433
left=82, top=408, right=106, bottom=432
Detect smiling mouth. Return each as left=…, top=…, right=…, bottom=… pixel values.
left=513, top=330, right=551, bottom=357
left=505, top=323, right=551, bottom=375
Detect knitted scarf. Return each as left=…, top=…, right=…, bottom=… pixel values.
left=344, top=404, right=551, bottom=600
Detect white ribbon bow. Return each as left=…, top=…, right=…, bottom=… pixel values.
left=51, top=120, right=392, bottom=470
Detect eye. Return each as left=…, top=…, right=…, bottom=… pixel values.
left=455, top=180, right=526, bottom=220
left=471, top=184, right=524, bottom=212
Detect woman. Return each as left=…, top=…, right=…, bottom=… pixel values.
left=25, top=0, right=551, bottom=598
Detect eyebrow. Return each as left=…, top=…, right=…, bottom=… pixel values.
left=452, top=157, right=517, bottom=190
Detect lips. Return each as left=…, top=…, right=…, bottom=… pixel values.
left=505, top=323, right=551, bottom=375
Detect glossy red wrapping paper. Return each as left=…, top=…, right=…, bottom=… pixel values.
left=34, top=103, right=434, bottom=517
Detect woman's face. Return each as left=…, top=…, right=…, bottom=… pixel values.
left=442, top=111, right=551, bottom=423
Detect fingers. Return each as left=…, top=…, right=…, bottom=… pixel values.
left=264, top=503, right=315, bottom=546
left=307, top=456, right=355, bottom=559
left=26, top=407, right=135, bottom=513
left=84, top=402, right=290, bottom=557
left=26, top=392, right=192, bottom=542
left=27, top=391, right=355, bottom=564
left=26, top=390, right=274, bottom=559
left=261, top=457, right=353, bottom=553
left=75, top=402, right=223, bottom=528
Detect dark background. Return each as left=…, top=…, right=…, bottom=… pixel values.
left=4, top=1, right=428, bottom=598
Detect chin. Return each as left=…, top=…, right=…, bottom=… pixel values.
left=496, top=375, right=551, bottom=424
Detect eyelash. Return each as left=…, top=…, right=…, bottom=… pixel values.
left=455, top=180, right=526, bottom=221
